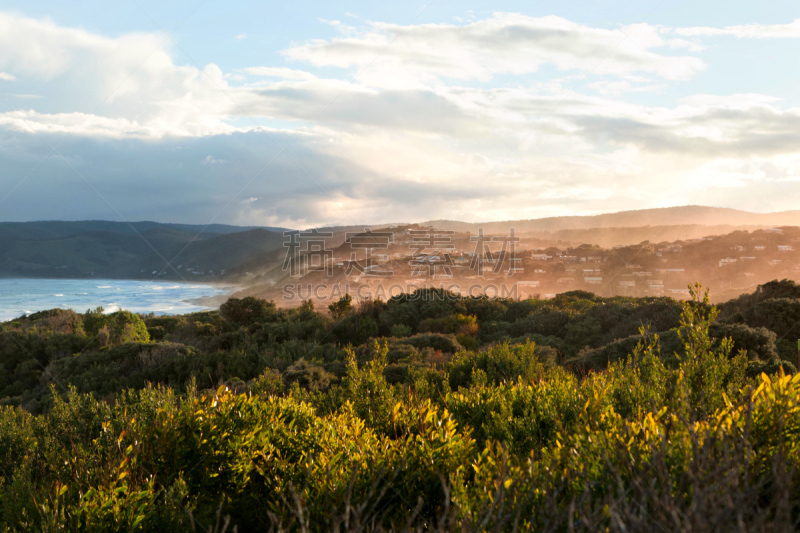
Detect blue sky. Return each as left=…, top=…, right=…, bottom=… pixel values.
left=2, top=1, right=800, bottom=227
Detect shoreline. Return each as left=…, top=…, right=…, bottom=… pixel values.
left=0, top=278, right=243, bottom=321
left=184, top=285, right=240, bottom=309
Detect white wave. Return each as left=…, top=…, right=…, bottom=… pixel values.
left=97, top=285, right=111, bottom=289
left=53, top=294, right=64, bottom=297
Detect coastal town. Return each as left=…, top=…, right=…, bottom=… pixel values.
left=235, top=225, right=800, bottom=306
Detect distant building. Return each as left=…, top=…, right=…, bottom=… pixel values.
left=719, top=257, right=738, bottom=267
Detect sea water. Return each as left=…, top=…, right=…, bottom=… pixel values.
left=0, top=279, right=232, bottom=322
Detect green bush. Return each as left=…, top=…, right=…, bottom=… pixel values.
left=3, top=283, right=800, bottom=530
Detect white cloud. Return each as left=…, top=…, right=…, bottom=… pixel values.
left=676, top=19, right=800, bottom=39
left=3, top=10, right=800, bottom=225
left=283, top=13, right=707, bottom=85
left=243, top=66, right=317, bottom=80
left=235, top=33, right=247, bottom=41
left=0, top=12, right=244, bottom=137
left=588, top=77, right=664, bottom=96
left=0, top=71, right=15, bottom=81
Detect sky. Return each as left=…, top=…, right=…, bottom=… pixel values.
left=2, top=1, right=800, bottom=228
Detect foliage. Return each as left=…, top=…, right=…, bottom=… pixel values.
left=327, top=294, right=352, bottom=321
left=2, top=282, right=800, bottom=529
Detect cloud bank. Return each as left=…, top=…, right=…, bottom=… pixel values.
left=0, top=11, right=799, bottom=227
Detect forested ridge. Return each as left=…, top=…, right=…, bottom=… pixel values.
left=2, top=280, right=800, bottom=530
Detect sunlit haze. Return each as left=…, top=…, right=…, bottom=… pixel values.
left=2, top=1, right=800, bottom=227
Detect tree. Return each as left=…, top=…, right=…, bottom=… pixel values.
left=328, top=294, right=352, bottom=321
left=96, top=311, right=150, bottom=346
left=220, top=297, right=276, bottom=327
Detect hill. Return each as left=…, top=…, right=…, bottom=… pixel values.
left=0, top=220, right=287, bottom=240
left=4, top=206, right=800, bottom=282
left=0, top=221, right=287, bottom=281
left=420, top=206, right=800, bottom=234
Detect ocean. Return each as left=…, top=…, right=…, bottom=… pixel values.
left=0, top=279, right=233, bottom=322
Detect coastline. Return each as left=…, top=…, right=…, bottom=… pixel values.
left=0, top=278, right=242, bottom=321
left=184, top=284, right=240, bottom=309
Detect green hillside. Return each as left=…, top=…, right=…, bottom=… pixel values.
left=0, top=222, right=288, bottom=281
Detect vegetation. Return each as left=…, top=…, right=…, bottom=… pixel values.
left=0, top=221, right=286, bottom=280
left=1, top=281, right=800, bottom=530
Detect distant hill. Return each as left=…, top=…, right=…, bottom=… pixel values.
left=5, top=207, right=800, bottom=282
left=0, top=221, right=288, bottom=281
left=0, top=220, right=288, bottom=240
left=420, top=206, right=800, bottom=234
